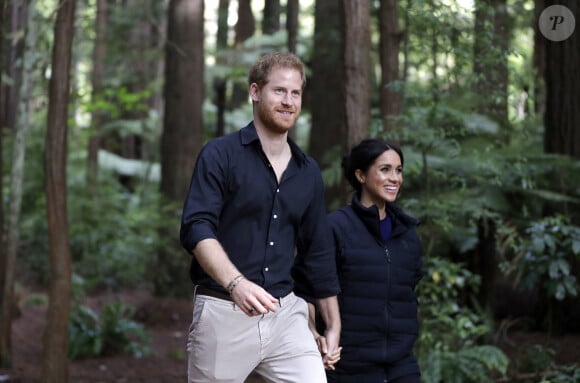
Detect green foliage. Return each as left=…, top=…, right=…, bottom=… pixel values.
left=421, top=346, right=509, bottom=383
left=69, top=300, right=152, bottom=360
left=547, top=365, right=580, bottom=383
left=512, top=344, right=580, bottom=383
left=503, top=215, right=580, bottom=301
left=417, top=256, right=509, bottom=382
left=19, top=125, right=177, bottom=291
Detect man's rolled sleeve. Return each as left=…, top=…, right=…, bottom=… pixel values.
left=293, top=170, right=341, bottom=298
left=180, top=143, right=226, bottom=253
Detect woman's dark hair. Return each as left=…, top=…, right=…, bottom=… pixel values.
left=342, top=138, right=404, bottom=193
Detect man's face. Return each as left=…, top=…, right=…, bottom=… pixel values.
left=250, top=66, right=303, bottom=134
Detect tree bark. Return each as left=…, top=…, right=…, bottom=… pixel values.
left=42, top=1, right=76, bottom=382
left=473, top=0, right=509, bottom=129
left=0, top=0, right=35, bottom=368
left=86, top=0, right=107, bottom=191
left=3, top=1, right=27, bottom=133
left=158, top=0, right=204, bottom=296
left=216, top=0, right=229, bottom=49
left=471, top=0, right=510, bottom=317
left=309, top=0, right=346, bottom=210
left=532, top=0, right=546, bottom=116
left=343, top=0, right=371, bottom=149
left=378, top=0, right=402, bottom=132
left=286, top=0, right=298, bottom=53
left=214, top=0, right=229, bottom=137
left=230, top=0, right=255, bottom=108
left=544, top=1, right=580, bottom=158
left=262, top=0, right=280, bottom=35
left=0, top=0, right=8, bottom=367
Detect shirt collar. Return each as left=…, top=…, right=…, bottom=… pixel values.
left=240, top=121, right=307, bottom=166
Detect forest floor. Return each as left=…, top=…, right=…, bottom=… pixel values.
left=0, top=288, right=579, bottom=383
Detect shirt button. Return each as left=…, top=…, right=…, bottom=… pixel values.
left=276, top=188, right=280, bottom=193
left=264, top=267, right=269, bottom=272
left=273, top=214, right=278, bottom=219
left=269, top=241, right=274, bottom=246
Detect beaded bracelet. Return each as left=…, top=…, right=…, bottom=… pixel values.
left=226, top=274, right=245, bottom=295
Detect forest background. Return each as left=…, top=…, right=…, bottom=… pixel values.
left=0, top=0, right=579, bottom=382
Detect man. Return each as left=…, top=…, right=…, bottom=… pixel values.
left=180, top=51, right=341, bottom=383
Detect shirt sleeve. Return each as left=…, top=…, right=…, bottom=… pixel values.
left=180, top=141, right=227, bottom=253
left=292, top=165, right=341, bottom=299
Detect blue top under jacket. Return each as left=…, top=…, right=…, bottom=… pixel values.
left=326, top=193, right=424, bottom=382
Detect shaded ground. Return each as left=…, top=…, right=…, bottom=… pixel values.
left=0, top=289, right=578, bottom=382
left=0, top=289, right=190, bottom=383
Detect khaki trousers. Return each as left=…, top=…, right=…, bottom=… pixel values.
left=187, top=291, right=327, bottom=383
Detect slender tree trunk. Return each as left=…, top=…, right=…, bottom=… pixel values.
left=262, top=0, right=280, bottom=35
left=544, top=1, right=580, bottom=158
left=309, top=0, right=346, bottom=210
left=4, top=1, right=27, bottom=133
left=532, top=0, right=545, bottom=116
left=86, top=0, right=107, bottom=191
left=230, top=0, right=254, bottom=108
left=286, top=0, right=298, bottom=53
left=216, top=0, right=229, bottom=49
left=214, top=0, right=229, bottom=137
left=157, top=0, right=204, bottom=296
left=42, top=1, right=76, bottom=382
left=473, top=0, right=509, bottom=128
left=0, top=0, right=8, bottom=367
left=378, top=0, right=402, bottom=132
left=0, top=0, right=34, bottom=367
left=343, top=0, right=371, bottom=149
left=472, top=0, right=510, bottom=317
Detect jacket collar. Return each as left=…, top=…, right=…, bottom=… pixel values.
left=350, top=193, right=419, bottom=239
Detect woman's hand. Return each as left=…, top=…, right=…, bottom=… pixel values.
left=316, top=335, right=342, bottom=370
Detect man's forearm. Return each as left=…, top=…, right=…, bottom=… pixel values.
left=193, top=238, right=241, bottom=289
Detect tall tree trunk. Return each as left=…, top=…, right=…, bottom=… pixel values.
left=343, top=0, right=371, bottom=149
left=0, top=0, right=8, bottom=367
left=216, top=0, right=229, bottom=49
left=378, top=0, right=402, bottom=132
left=42, top=1, right=76, bottom=382
left=157, top=0, right=204, bottom=296
left=286, top=0, right=298, bottom=53
left=230, top=0, right=255, bottom=108
left=544, top=1, right=580, bottom=158
left=262, top=0, right=280, bottom=35
left=214, top=0, right=229, bottom=137
left=532, top=0, right=546, bottom=116
left=473, top=0, right=509, bottom=129
left=4, top=1, right=27, bottom=133
left=472, top=0, right=509, bottom=317
left=309, top=0, right=346, bottom=210
left=86, top=0, right=107, bottom=191
left=0, top=0, right=34, bottom=367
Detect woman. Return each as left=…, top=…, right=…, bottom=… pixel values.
left=313, top=138, right=423, bottom=383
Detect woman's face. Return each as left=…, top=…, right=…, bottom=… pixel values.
left=357, top=149, right=403, bottom=208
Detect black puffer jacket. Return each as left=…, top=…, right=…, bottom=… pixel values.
left=328, top=193, right=423, bottom=383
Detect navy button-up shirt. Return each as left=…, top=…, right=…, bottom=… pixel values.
left=180, top=122, right=340, bottom=298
